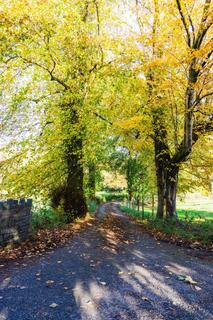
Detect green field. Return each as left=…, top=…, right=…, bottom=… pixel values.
left=121, top=194, right=213, bottom=221
left=177, top=209, right=213, bottom=221
left=177, top=195, right=213, bottom=220
left=120, top=195, right=213, bottom=245
left=120, top=205, right=213, bottom=221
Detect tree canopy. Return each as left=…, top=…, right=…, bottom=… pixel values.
left=0, top=0, right=212, bottom=220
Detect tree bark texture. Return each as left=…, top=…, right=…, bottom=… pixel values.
left=52, top=107, right=87, bottom=222
left=88, top=163, right=96, bottom=199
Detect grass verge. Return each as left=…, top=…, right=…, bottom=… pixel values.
left=32, top=207, right=67, bottom=230
left=120, top=205, right=213, bottom=247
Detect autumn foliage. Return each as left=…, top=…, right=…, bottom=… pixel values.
left=0, top=0, right=212, bottom=220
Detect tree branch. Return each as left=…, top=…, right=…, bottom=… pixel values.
left=93, top=111, right=113, bottom=125
left=176, top=0, right=191, bottom=47
left=172, top=115, right=213, bottom=164
left=194, top=91, right=213, bottom=107
left=193, top=0, right=212, bottom=49
left=188, top=13, right=195, bottom=43
left=93, top=0, right=100, bottom=35
left=17, top=56, right=70, bottom=90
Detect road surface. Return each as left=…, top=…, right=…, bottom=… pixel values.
left=0, top=202, right=212, bottom=319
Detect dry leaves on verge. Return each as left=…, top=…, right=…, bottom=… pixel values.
left=0, top=219, right=92, bottom=262
left=127, top=216, right=213, bottom=252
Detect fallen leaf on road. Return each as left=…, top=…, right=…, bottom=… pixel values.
left=5, top=277, right=10, bottom=281
left=178, top=275, right=197, bottom=284
left=195, top=286, right=202, bottom=291
left=49, top=303, right=59, bottom=308
left=0, top=220, right=88, bottom=262
left=46, top=280, right=55, bottom=286
left=142, top=296, right=149, bottom=301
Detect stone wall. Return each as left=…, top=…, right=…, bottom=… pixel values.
left=0, top=199, right=32, bottom=247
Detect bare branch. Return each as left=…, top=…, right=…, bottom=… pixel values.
left=201, top=48, right=213, bottom=68
left=193, top=91, right=213, bottom=107
left=195, top=109, right=213, bottom=117
left=135, top=0, right=144, bottom=35
left=93, top=111, right=113, bottom=125
left=30, top=91, right=62, bottom=103
left=194, top=116, right=213, bottom=134
left=193, top=0, right=212, bottom=49
left=176, top=0, right=191, bottom=47
left=188, top=14, right=195, bottom=43
left=17, top=56, right=70, bottom=90
left=93, top=0, right=100, bottom=35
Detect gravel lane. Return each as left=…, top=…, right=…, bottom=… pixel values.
left=0, top=202, right=212, bottom=320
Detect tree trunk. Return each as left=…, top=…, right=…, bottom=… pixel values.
left=51, top=107, right=87, bottom=222
left=63, top=134, right=87, bottom=221
left=88, top=163, right=96, bottom=199
left=63, top=108, right=87, bottom=220
left=137, top=196, right=140, bottom=212
left=141, top=196, right=145, bottom=219
left=151, top=194, right=155, bottom=219
left=165, top=164, right=179, bottom=219
left=153, top=115, right=169, bottom=219
left=156, top=165, right=166, bottom=219
left=127, top=158, right=133, bottom=207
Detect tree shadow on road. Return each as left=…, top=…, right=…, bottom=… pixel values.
left=0, top=210, right=212, bottom=320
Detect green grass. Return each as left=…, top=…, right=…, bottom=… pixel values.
left=87, top=199, right=98, bottom=213
left=120, top=205, right=151, bottom=219
left=32, top=198, right=99, bottom=231
left=120, top=205, right=213, bottom=245
left=177, top=209, right=213, bottom=221
left=120, top=203, right=213, bottom=221
left=96, top=191, right=127, bottom=202
left=177, top=196, right=213, bottom=212
left=32, top=207, right=67, bottom=231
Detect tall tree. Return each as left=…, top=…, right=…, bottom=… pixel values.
left=133, top=0, right=212, bottom=218
left=164, top=0, right=213, bottom=217
left=0, top=0, right=105, bottom=220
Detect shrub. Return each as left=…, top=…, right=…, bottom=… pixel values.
left=32, top=207, right=67, bottom=230
left=97, top=191, right=127, bottom=202
left=87, top=199, right=98, bottom=213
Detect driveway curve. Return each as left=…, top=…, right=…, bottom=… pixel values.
left=0, top=202, right=212, bottom=320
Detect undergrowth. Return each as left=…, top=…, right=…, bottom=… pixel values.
left=120, top=205, right=213, bottom=245
left=32, top=206, right=67, bottom=230
left=32, top=198, right=99, bottom=231
left=87, top=199, right=99, bottom=213
left=97, top=191, right=127, bottom=202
